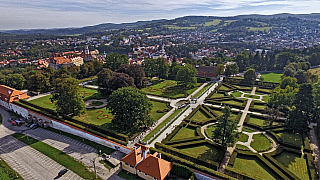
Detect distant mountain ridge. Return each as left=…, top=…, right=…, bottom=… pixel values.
left=4, top=13, right=320, bottom=35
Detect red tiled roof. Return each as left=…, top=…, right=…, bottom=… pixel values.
left=0, top=85, right=29, bottom=102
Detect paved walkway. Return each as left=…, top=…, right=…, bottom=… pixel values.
left=26, top=91, right=53, bottom=101
left=309, top=123, right=320, bottom=176
left=0, top=108, right=82, bottom=180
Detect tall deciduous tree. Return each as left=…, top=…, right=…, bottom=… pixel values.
left=51, top=78, right=86, bottom=116
left=118, top=64, right=147, bottom=89
left=215, top=64, right=225, bottom=76
left=213, top=106, right=239, bottom=149
left=244, top=68, right=257, bottom=81
left=104, top=53, right=128, bottom=71
left=175, top=64, right=197, bottom=87
left=97, top=68, right=114, bottom=93
left=4, top=74, right=25, bottom=90
left=108, top=73, right=135, bottom=91
left=28, top=73, right=50, bottom=93
left=107, top=87, right=153, bottom=131
left=287, top=84, right=315, bottom=133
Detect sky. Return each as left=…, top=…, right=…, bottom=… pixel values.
left=1, top=0, right=320, bottom=30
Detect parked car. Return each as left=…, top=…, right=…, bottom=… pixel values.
left=29, top=124, right=37, bottom=129
left=31, top=124, right=39, bottom=129
left=26, top=123, right=32, bottom=127
left=11, top=121, right=17, bottom=126
left=58, top=169, right=68, bottom=177
left=14, top=120, right=24, bottom=126
left=8, top=118, right=12, bottom=122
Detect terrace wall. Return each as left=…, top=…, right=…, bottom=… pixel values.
left=10, top=102, right=132, bottom=155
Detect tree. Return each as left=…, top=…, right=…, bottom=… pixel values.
left=264, top=105, right=284, bottom=126
left=142, top=58, right=157, bottom=77
left=104, top=53, right=128, bottom=71
left=244, top=68, right=257, bottom=81
left=4, top=74, right=25, bottom=90
left=268, top=85, right=298, bottom=109
left=51, top=78, right=86, bottom=116
left=119, top=64, right=147, bottom=89
left=97, top=68, right=114, bottom=93
left=28, top=73, right=50, bottom=93
left=213, top=106, right=239, bottom=149
left=215, top=64, right=225, bottom=76
left=107, top=87, right=153, bottom=131
left=230, top=63, right=239, bottom=75
left=287, top=84, right=315, bottom=133
left=224, top=65, right=233, bottom=77
left=280, top=76, right=298, bottom=89
left=175, top=64, right=197, bottom=87
left=108, top=73, right=135, bottom=91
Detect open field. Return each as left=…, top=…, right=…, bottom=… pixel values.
left=260, top=72, right=283, bottom=83
left=163, top=25, right=197, bottom=30
left=203, top=19, right=221, bottom=26
left=247, top=27, right=272, bottom=31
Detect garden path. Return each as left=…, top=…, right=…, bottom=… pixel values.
left=84, top=99, right=108, bottom=108
left=308, top=123, right=320, bottom=176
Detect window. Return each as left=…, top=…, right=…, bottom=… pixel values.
left=130, top=165, right=133, bottom=168
left=154, top=178, right=157, bottom=180
left=125, top=163, right=128, bottom=166
left=144, top=173, right=148, bottom=176
left=138, top=170, right=141, bottom=173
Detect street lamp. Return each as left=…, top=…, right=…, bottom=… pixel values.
left=99, top=150, right=101, bottom=157
left=91, top=156, right=99, bottom=179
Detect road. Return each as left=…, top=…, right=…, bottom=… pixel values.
left=0, top=108, right=82, bottom=180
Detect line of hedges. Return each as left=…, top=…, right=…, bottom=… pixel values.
left=236, top=151, right=288, bottom=180
left=149, top=147, right=236, bottom=180
left=303, top=134, right=312, bottom=153
left=205, top=83, right=223, bottom=101
left=305, top=152, right=319, bottom=180
left=162, top=122, right=187, bottom=144
left=13, top=101, right=128, bottom=145
left=223, top=78, right=279, bottom=89
left=171, top=163, right=195, bottom=180
left=263, top=153, right=299, bottom=179
left=155, top=142, right=221, bottom=169
left=228, top=151, right=238, bottom=167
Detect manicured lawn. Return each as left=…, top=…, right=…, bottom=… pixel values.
left=190, top=110, right=210, bottom=122
left=274, top=151, right=309, bottom=179
left=232, top=91, right=242, bottom=98
left=178, top=144, right=225, bottom=162
left=233, top=155, right=280, bottom=179
left=141, top=79, right=202, bottom=98
left=251, top=134, right=272, bottom=152
left=236, top=144, right=250, bottom=150
left=209, top=93, right=225, bottom=98
left=170, top=127, right=197, bottom=141
left=242, top=127, right=256, bottom=133
left=219, top=85, right=231, bottom=91
left=220, top=100, right=243, bottom=107
left=143, top=108, right=183, bottom=141
left=29, top=94, right=56, bottom=110
left=260, top=72, right=283, bottom=83
left=194, top=83, right=211, bottom=98
left=89, top=101, right=104, bottom=106
left=253, top=104, right=267, bottom=110
left=248, top=116, right=266, bottom=126
left=117, top=170, right=141, bottom=179
left=0, top=158, right=22, bottom=180
left=207, top=107, right=224, bottom=116
left=149, top=101, right=169, bottom=121
left=238, top=133, right=249, bottom=142
left=262, top=95, right=270, bottom=102
left=276, top=131, right=303, bottom=147
left=206, top=124, right=216, bottom=138
left=244, top=94, right=260, bottom=99
left=13, top=133, right=99, bottom=180
left=74, top=107, right=113, bottom=126
left=47, top=128, right=115, bottom=155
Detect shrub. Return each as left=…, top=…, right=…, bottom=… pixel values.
left=171, top=163, right=195, bottom=180
left=305, top=153, right=319, bottom=179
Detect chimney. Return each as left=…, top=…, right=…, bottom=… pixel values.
left=157, top=153, right=161, bottom=159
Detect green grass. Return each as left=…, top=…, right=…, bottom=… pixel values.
left=46, top=128, right=115, bottom=155
left=262, top=95, right=270, bottom=103
left=89, top=101, right=104, bottom=106
left=209, top=93, right=225, bottom=98
left=276, top=131, right=303, bottom=147
left=178, top=144, right=224, bottom=162
left=251, top=134, right=272, bottom=152
left=244, top=94, right=260, bottom=99
left=149, top=101, right=169, bottom=121
left=194, top=83, right=211, bottom=98
left=143, top=108, right=183, bottom=141
left=170, top=127, right=197, bottom=141
left=231, top=91, right=242, bottom=98
left=233, top=155, right=280, bottom=179
left=220, top=100, right=243, bottom=106
left=219, top=85, right=231, bottom=91
left=247, top=27, right=272, bottom=31
left=204, top=19, right=221, bottom=26
left=236, top=144, right=250, bottom=150
left=190, top=110, right=210, bottom=122
left=141, top=79, right=202, bottom=98
left=206, top=125, right=216, bottom=138
left=248, top=116, right=266, bottom=126
left=260, top=72, right=283, bottom=83
left=99, top=160, right=115, bottom=170
left=274, top=151, right=309, bottom=179
left=253, top=104, right=267, bottom=110
left=238, top=133, right=249, bottom=142
left=12, top=133, right=99, bottom=180
left=242, top=127, right=256, bottom=133
left=29, top=94, right=56, bottom=110
left=0, top=159, right=22, bottom=180
left=78, top=76, right=97, bottom=83
left=8, top=111, right=22, bottom=118
left=163, top=25, right=197, bottom=30
left=117, top=170, right=141, bottom=179
left=74, top=107, right=113, bottom=126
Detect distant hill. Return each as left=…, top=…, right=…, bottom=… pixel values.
left=4, top=13, right=320, bottom=35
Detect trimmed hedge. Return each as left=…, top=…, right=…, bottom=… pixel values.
left=303, top=134, right=312, bottom=153
left=305, top=152, right=319, bottom=180
left=228, top=151, right=238, bottom=167
left=263, top=153, right=299, bottom=180
left=155, top=142, right=221, bottom=169
left=162, top=122, right=187, bottom=144
left=171, top=163, right=195, bottom=180
left=149, top=147, right=237, bottom=180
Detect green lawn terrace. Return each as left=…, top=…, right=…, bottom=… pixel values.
left=260, top=72, right=283, bottom=83
left=141, top=79, right=202, bottom=98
